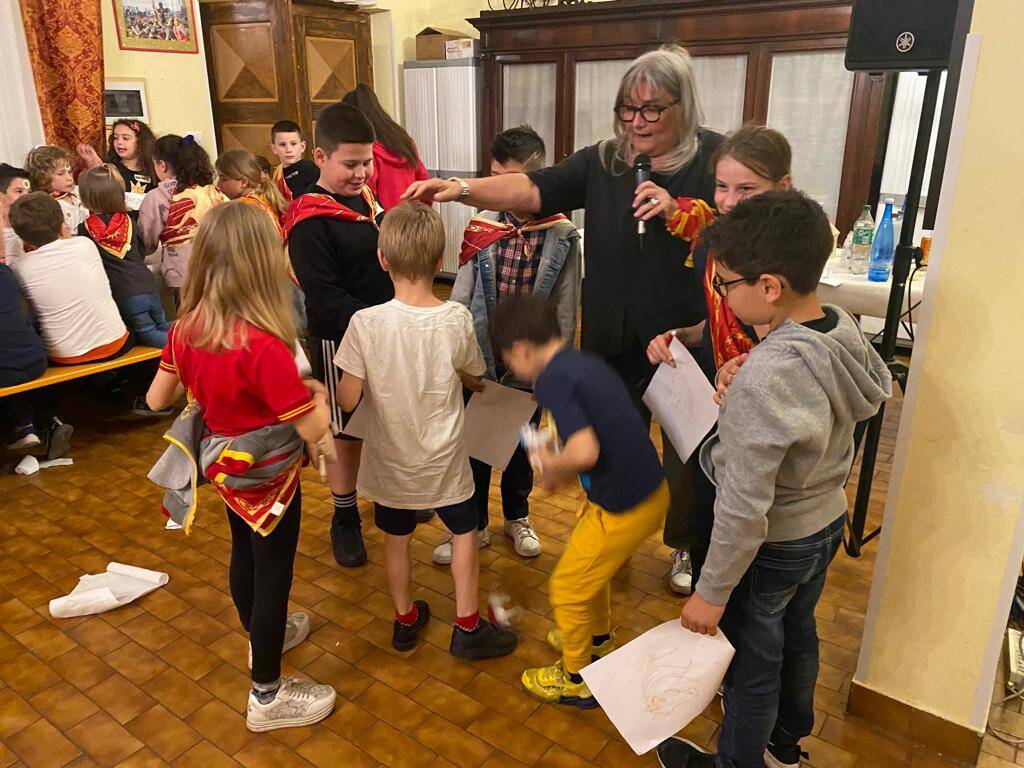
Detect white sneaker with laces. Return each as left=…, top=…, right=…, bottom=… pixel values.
left=504, top=518, right=541, bottom=557
left=669, top=549, right=693, bottom=595
left=431, top=528, right=492, bottom=565
left=246, top=676, right=336, bottom=732
left=248, top=612, right=310, bottom=669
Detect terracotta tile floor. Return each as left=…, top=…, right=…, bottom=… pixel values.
left=0, top=370, right=1004, bottom=768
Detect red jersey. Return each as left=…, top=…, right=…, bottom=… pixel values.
left=160, top=321, right=313, bottom=437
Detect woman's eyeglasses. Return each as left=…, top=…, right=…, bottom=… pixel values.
left=711, top=273, right=753, bottom=298
left=614, top=100, right=680, bottom=123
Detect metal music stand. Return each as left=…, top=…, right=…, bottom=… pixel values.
left=845, top=68, right=942, bottom=557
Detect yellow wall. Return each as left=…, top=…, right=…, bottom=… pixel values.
left=101, top=1, right=217, bottom=152
left=854, top=0, right=1024, bottom=732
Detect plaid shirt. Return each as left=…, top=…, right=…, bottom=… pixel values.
left=494, top=211, right=548, bottom=299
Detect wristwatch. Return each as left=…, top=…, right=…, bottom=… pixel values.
left=447, top=177, right=471, bottom=199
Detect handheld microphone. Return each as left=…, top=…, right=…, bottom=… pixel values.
left=635, top=154, right=652, bottom=236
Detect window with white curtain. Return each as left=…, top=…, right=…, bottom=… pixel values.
left=879, top=70, right=947, bottom=205
left=767, top=50, right=855, bottom=221
left=690, top=54, right=747, bottom=135
left=573, top=59, right=633, bottom=152
left=502, top=63, right=558, bottom=166
left=0, top=0, right=45, bottom=164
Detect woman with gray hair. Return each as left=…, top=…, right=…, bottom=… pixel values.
left=404, top=45, right=722, bottom=596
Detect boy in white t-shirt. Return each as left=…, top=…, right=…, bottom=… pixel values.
left=8, top=193, right=130, bottom=364
left=335, top=202, right=517, bottom=660
left=1, top=164, right=30, bottom=265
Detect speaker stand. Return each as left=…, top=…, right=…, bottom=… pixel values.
left=845, top=68, right=943, bottom=558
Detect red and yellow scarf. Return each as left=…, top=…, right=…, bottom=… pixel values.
left=282, top=187, right=381, bottom=239
left=85, top=213, right=132, bottom=259
left=459, top=213, right=569, bottom=266
left=666, top=197, right=756, bottom=370
left=239, top=192, right=285, bottom=240
left=160, top=184, right=226, bottom=247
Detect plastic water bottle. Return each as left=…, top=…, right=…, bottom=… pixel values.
left=848, top=205, right=874, bottom=274
left=868, top=199, right=895, bottom=283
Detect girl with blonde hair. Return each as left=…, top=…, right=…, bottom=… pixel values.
left=215, top=148, right=289, bottom=236
left=146, top=201, right=336, bottom=733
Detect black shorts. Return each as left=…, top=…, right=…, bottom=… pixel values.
left=310, top=336, right=359, bottom=441
left=374, top=499, right=477, bottom=536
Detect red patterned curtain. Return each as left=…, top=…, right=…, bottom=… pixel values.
left=18, top=0, right=105, bottom=153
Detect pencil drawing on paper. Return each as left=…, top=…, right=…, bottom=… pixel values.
left=641, top=645, right=703, bottom=717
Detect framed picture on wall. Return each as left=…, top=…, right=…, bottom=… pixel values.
left=112, top=0, right=199, bottom=54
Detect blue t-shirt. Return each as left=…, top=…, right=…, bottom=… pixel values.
left=0, top=264, right=46, bottom=384
left=535, top=348, right=664, bottom=512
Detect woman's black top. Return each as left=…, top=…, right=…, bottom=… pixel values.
left=528, top=130, right=723, bottom=376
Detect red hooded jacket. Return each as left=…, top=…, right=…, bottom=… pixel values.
left=369, top=142, right=430, bottom=211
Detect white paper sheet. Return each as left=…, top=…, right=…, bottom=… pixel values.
left=341, top=400, right=368, bottom=440
left=642, top=338, right=719, bottom=462
left=581, top=620, right=735, bottom=755
left=49, top=562, right=169, bottom=619
left=462, top=383, right=538, bottom=471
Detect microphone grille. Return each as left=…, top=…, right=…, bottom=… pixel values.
left=635, top=154, right=651, bottom=167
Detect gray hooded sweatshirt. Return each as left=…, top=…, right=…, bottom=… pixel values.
left=697, top=305, right=892, bottom=605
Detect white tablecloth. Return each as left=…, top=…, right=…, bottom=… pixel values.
left=818, top=258, right=926, bottom=319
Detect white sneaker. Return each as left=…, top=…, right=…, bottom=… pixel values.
left=246, top=676, right=336, bottom=732
left=669, top=550, right=693, bottom=595
left=248, top=612, right=310, bottom=669
left=504, top=518, right=541, bottom=557
left=431, top=528, right=492, bottom=565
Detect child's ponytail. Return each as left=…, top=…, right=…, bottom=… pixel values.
left=154, top=134, right=215, bottom=193
left=215, top=149, right=288, bottom=218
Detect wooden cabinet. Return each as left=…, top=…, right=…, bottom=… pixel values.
left=471, top=0, right=888, bottom=236
left=199, top=0, right=373, bottom=161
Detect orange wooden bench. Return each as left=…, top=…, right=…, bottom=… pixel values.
left=0, top=346, right=163, bottom=398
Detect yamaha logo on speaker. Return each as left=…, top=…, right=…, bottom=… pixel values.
left=896, top=31, right=916, bottom=53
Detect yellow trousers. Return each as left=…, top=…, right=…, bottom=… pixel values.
left=549, top=480, right=669, bottom=673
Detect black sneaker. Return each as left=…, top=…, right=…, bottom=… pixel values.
left=331, top=523, right=367, bottom=568
left=449, top=618, right=517, bottom=659
left=44, top=419, right=74, bottom=461
left=132, top=396, right=173, bottom=418
left=764, top=741, right=806, bottom=768
left=414, top=509, right=436, bottom=523
left=392, top=600, right=430, bottom=652
left=656, top=737, right=715, bottom=768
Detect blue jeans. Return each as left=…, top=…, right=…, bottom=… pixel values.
left=716, top=515, right=845, bottom=768
left=117, top=293, right=171, bottom=348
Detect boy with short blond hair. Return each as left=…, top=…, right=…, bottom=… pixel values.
left=24, top=145, right=88, bottom=232
left=334, top=202, right=517, bottom=659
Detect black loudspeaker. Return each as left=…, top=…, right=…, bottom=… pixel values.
left=845, top=0, right=961, bottom=71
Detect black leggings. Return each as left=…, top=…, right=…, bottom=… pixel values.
left=226, top=484, right=301, bottom=685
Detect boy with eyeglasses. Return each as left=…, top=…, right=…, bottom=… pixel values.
left=656, top=191, right=890, bottom=768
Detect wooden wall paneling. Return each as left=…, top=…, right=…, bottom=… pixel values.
left=835, top=72, right=889, bottom=237
left=292, top=12, right=373, bottom=127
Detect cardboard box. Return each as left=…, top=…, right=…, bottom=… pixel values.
left=445, top=38, right=478, bottom=59
left=416, top=27, right=469, bottom=61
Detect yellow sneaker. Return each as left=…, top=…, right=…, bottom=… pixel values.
left=521, top=660, right=598, bottom=709
left=545, top=628, right=616, bottom=660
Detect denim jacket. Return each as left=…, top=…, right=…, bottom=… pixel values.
left=451, top=210, right=582, bottom=389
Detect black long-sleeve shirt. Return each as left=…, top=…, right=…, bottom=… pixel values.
left=287, top=186, right=393, bottom=343
left=527, top=132, right=722, bottom=377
